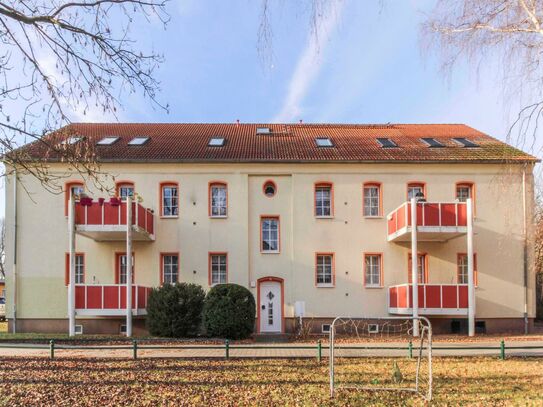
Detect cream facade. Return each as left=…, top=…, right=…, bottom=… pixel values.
left=4, top=161, right=536, bottom=335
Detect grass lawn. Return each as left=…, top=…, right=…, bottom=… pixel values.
left=0, top=357, right=541, bottom=406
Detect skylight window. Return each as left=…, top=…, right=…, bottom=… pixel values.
left=61, top=136, right=82, bottom=145
left=376, top=137, right=398, bottom=148
left=208, top=137, right=225, bottom=147
left=256, top=127, right=271, bottom=135
left=315, top=137, right=334, bottom=147
left=96, top=136, right=120, bottom=146
left=127, top=136, right=150, bottom=146
left=453, top=137, right=479, bottom=148
left=420, top=138, right=445, bottom=148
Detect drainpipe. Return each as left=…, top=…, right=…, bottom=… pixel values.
left=68, top=196, right=76, bottom=337
left=467, top=198, right=475, bottom=337
left=126, top=196, right=133, bottom=338
left=522, top=166, right=529, bottom=334
left=11, top=170, right=17, bottom=333
left=411, top=197, right=419, bottom=337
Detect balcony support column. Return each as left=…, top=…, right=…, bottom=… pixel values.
left=411, top=197, right=419, bottom=337
left=68, top=196, right=76, bottom=337
left=126, top=196, right=133, bottom=338
left=467, top=198, right=475, bottom=337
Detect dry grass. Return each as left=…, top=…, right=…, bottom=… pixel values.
left=0, top=357, right=541, bottom=406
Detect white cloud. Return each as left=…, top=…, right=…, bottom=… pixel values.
left=273, top=1, right=345, bottom=122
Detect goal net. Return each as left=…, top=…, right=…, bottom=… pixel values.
left=329, top=316, right=432, bottom=401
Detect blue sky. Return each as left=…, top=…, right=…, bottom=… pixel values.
left=0, top=0, right=536, bottom=215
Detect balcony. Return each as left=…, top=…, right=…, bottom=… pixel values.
left=75, top=200, right=155, bottom=242
left=387, top=201, right=467, bottom=242
left=388, top=284, right=468, bottom=316
left=74, top=284, right=152, bottom=316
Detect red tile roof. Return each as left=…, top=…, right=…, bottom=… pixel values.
left=18, top=123, right=538, bottom=163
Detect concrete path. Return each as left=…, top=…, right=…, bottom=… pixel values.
left=0, top=340, right=542, bottom=359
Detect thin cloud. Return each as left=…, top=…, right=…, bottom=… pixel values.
left=273, top=2, right=345, bottom=123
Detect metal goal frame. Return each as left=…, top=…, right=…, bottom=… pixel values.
left=329, top=316, right=432, bottom=401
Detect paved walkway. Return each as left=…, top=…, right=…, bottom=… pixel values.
left=0, top=340, right=542, bottom=359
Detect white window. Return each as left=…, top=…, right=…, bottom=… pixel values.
left=458, top=254, right=468, bottom=284
left=365, top=254, right=381, bottom=287
left=75, top=254, right=85, bottom=284
left=61, top=136, right=82, bottom=145
left=261, top=218, right=279, bottom=252
left=363, top=184, right=380, bottom=217
left=118, top=184, right=134, bottom=201
left=128, top=136, right=150, bottom=145
left=119, top=254, right=134, bottom=284
left=208, top=137, right=225, bottom=146
left=316, top=254, right=334, bottom=286
left=407, top=184, right=424, bottom=200
left=210, top=254, right=227, bottom=285
left=210, top=184, right=227, bottom=217
left=315, top=185, right=332, bottom=217
left=70, top=184, right=84, bottom=198
left=456, top=184, right=472, bottom=202
left=409, top=254, right=426, bottom=284
left=162, top=255, right=179, bottom=284
left=256, top=127, right=271, bottom=135
left=162, top=185, right=179, bottom=217
left=315, top=137, right=333, bottom=147
left=96, top=137, right=119, bottom=145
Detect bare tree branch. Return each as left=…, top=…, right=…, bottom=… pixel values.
left=0, top=0, right=169, bottom=193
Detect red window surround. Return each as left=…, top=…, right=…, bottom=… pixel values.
left=64, top=180, right=84, bottom=216
left=457, top=253, right=478, bottom=286
left=314, top=182, right=334, bottom=217
left=159, top=181, right=179, bottom=218
left=315, top=252, right=336, bottom=287
left=407, top=253, right=429, bottom=284
left=362, top=182, right=383, bottom=217
left=160, top=252, right=180, bottom=285
left=363, top=252, right=384, bottom=287
left=208, top=181, right=228, bottom=217
left=208, top=252, right=228, bottom=285
left=406, top=182, right=426, bottom=200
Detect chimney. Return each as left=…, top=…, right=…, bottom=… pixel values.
left=236, top=119, right=240, bottom=127
left=299, top=119, right=303, bottom=124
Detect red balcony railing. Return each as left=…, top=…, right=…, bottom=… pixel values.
left=75, top=201, right=154, bottom=238
left=388, top=284, right=468, bottom=315
left=74, top=284, right=152, bottom=316
left=387, top=201, right=467, bottom=241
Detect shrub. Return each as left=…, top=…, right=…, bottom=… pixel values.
left=146, top=283, right=205, bottom=337
left=203, top=284, right=256, bottom=339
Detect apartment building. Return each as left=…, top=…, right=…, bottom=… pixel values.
left=3, top=123, right=538, bottom=336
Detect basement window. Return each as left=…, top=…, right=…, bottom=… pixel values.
left=128, top=136, right=150, bottom=146
left=453, top=137, right=479, bottom=148
left=368, top=324, right=379, bottom=334
left=256, top=127, right=271, bottom=135
left=316, top=137, right=334, bottom=147
left=208, top=137, right=225, bottom=147
left=321, top=324, right=331, bottom=334
left=74, top=325, right=83, bottom=335
left=420, top=137, right=445, bottom=148
left=96, top=136, right=120, bottom=146
left=376, top=137, right=398, bottom=148
left=120, top=324, right=127, bottom=335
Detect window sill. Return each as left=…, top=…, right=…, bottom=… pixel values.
left=315, top=216, right=334, bottom=219
left=365, top=285, right=383, bottom=289
left=363, top=216, right=383, bottom=219
left=316, top=284, right=335, bottom=288
left=261, top=251, right=280, bottom=254
left=210, top=215, right=228, bottom=219
left=160, top=215, right=179, bottom=219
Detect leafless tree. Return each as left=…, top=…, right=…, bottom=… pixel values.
left=422, top=1, right=543, bottom=155
left=0, top=1, right=169, bottom=194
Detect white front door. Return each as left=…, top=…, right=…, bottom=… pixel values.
left=259, top=281, right=282, bottom=333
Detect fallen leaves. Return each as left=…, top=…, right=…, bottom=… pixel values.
left=0, top=357, right=541, bottom=406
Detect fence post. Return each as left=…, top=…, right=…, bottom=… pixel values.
left=408, top=340, right=413, bottom=359
left=317, top=340, right=322, bottom=363
left=225, top=339, right=230, bottom=360
left=133, top=340, right=138, bottom=360
left=500, top=339, right=505, bottom=360
left=49, top=339, right=55, bottom=360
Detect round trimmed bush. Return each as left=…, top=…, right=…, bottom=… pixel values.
left=146, top=283, right=205, bottom=337
left=203, top=284, right=256, bottom=339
